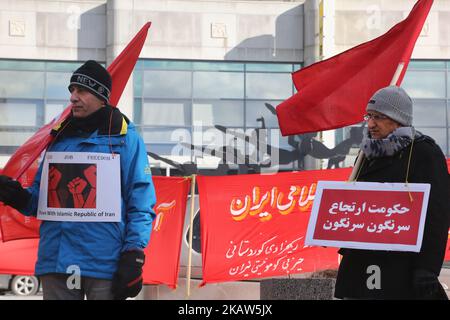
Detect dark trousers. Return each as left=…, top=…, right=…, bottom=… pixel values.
left=40, top=273, right=114, bottom=300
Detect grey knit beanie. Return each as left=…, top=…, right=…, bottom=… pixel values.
left=366, top=86, right=413, bottom=126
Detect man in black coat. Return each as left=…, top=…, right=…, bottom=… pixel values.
left=334, top=85, right=450, bottom=300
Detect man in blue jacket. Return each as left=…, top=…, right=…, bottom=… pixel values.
left=0, top=60, right=156, bottom=300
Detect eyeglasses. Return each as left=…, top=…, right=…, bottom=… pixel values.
left=363, top=114, right=389, bottom=121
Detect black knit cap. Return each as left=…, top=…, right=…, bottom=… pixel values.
left=68, top=60, right=112, bottom=103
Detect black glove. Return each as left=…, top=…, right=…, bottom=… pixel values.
left=0, top=175, right=31, bottom=211
left=412, top=269, right=448, bottom=300
left=112, top=250, right=145, bottom=300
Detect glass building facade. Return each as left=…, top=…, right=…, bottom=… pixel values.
left=402, top=61, right=449, bottom=155
left=132, top=60, right=300, bottom=170
left=0, top=60, right=79, bottom=155
left=0, top=59, right=449, bottom=170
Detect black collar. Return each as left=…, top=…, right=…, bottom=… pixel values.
left=51, top=105, right=128, bottom=138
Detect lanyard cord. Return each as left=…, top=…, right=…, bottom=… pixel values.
left=108, top=108, right=116, bottom=158
left=405, top=136, right=415, bottom=202
left=354, top=154, right=365, bottom=182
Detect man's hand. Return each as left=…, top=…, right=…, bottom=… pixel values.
left=112, top=250, right=145, bottom=300
left=0, top=175, right=31, bottom=211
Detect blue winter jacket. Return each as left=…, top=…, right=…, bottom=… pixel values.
left=20, top=113, right=156, bottom=280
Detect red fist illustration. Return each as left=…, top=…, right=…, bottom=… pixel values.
left=68, top=177, right=87, bottom=208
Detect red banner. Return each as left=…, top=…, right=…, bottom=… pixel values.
left=197, top=168, right=352, bottom=286
left=143, top=176, right=191, bottom=289
left=0, top=23, right=151, bottom=242
left=306, top=181, right=430, bottom=252
left=0, top=232, right=38, bottom=275
left=446, top=231, right=450, bottom=261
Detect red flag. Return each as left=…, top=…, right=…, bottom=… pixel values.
left=0, top=229, right=39, bottom=275
left=446, top=231, right=450, bottom=262
left=197, top=168, right=351, bottom=286
left=143, top=177, right=190, bottom=289
left=0, top=22, right=151, bottom=242
left=276, top=0, right=433, bottom=136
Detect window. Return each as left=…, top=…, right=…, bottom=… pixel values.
left=0, top=60, right=87, bottom=155
left=405, top=61, right=449, bottom=156
left=193, top=72, right=243, bottom=99
left=0, top=101, right=37, bottom=126
left=448, top=71, right=450, bottom=97
left=46, top=72, right=72, bottom=99
left=142, top=100, right=191, bottom=126
left=412, top=100, right=446, bottom=126
left=0, top=71, right=45, bottom=99
left=246, top=73, right=292, bottom=100
left=143, top=70, right=191, bottom=98
left=193, top=100, right=244, bottom=127
left=134, top=59, right=298, bottom=169
left=402, top=70, right=446, bottom=98
left=245, top=100, right=282, bottom=128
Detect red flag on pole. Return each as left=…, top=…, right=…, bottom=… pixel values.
left=276, top=0, right=433, bottom=136
left=143, top=177, right=190, bottom=289
left=0, top=22, right=151, bottom=241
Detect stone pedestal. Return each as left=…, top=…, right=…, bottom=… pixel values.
left=260, top=278, right=336, bottom=300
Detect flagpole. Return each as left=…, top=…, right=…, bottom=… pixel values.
left=186, top=174, right=196, bottom=298
left=390, top=62, right=405, bottom=87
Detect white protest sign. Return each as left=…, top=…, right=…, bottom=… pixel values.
left=305, top=181, right=430, bottom=252
left=37, top=152, right=121, bottom=222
